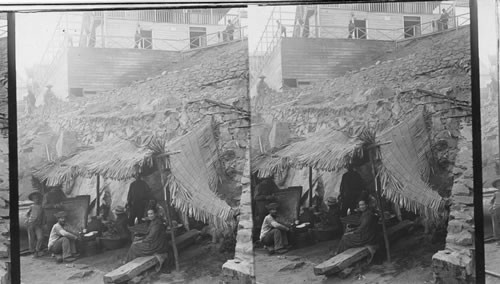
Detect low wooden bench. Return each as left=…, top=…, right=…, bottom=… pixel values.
left=103, top=229, right=200, bottom=283
left=314, top=246, right=375, bottom=276
left=314, top=220, right=414, bottom=276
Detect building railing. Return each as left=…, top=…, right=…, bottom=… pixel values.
left=250, top=11, right=470, bottom=86
left=250, top=7, right=295, bottom=81
left=0, top=25, right=7, bottom=38
left=273, top=13, right=469, bottom=42
left=105, top=9, right=239, bottom=26
left=321, top=2, right=440, bottom=15
left=64, top=26, right=247, bottom=52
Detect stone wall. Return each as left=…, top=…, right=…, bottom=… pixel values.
left=432, top=122, right=474, bottom=284
left=222, top=150, right=255, bottom=284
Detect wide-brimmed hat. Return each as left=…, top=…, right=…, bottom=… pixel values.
left=326, top=196, right=338, bottom=205
left=113, top=206, right=126, bottom=215
left=266, top=203, right=279, bottom=210
left=28, top=191, right=43, bottom=201
left=54, top=211, right=67, bottom=218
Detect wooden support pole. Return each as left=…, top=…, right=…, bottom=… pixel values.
left=96, top=175, right=100, bottom=216
left=368, top=148, right=391, bottom=263
left=157, top=157, right=180, bottom=272
left=309, top=167, right=313, bottom=208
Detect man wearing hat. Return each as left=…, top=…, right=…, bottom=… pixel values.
left=490, top=178, right=500, bottom=245
left=259, top=203, right=290, bottom=254
left=26, top=191, right=44, bottom=257
left=47, top=211, right=80, bottom=263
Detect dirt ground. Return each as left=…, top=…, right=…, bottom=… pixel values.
left=485, top=242, right=500, bottom=284
left=20, top=234, right=232, bottom=284
left=255, top=228, right=441, bottom=284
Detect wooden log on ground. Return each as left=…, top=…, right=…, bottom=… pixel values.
left=387, top=220, right=414, bottom=242
left=168, top=229, right=200, bottom=251
left=314, top=220, right=414, bottom=276
left=104, top=230, right=200, bottom=283
left=103, top=255, right=159, bottom=284
left=314, top=247, right=370, bottom=276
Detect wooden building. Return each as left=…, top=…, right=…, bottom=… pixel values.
left=253, top=1, right=469, bottom=91
left=32, top=8, right=246, bottom=98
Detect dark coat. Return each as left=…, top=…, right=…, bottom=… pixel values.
left=336, top=209, right=378, bottom=254
left=125, top=218, right=169, bottom=262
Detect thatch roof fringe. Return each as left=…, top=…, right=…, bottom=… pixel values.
left=33, top=138, right=155, bottom=185
left=254, top=110, right=444, bottom=216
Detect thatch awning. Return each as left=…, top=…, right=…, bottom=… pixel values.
left=33, top=138, right=154, bottom=186
left=253, top=111, right=445, bottom=215
left=253, top=130, right=366, bottom=178
left=377, top=111, right=444, bottom=214
left=164, top=120, right=233, bottom=229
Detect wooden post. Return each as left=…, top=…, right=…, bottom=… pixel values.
left=308, top=167, right=313, bottom=207
left=368, top=148, right=391, bottom=263
left=156, top=156, right=180, bottom=272
left=96, top=175, right=100, bottom=216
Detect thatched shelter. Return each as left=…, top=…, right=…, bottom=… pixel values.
left=33, top=120, right=234, bottom=229
left=253, top=110, right=444, bottom=216
left=33, top=138, right=154, bottom=186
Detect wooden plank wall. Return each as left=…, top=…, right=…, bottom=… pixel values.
left=280, top=37, right=394, bottom=83
left=67, top=47, right=180, bottom=92
left=319, top=8, right=438, bottom=40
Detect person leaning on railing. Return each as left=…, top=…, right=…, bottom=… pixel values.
left=226, top=20, right=235, bottom=41
left=439, top=9, right=449, bottom=31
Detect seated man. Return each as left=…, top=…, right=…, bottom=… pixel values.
left=125, top=208, right=169, bottom=263
left=47, top=211, right=80, bottom=263
left=260, top=203, right=290, bottom=254
left=335, top=199, right=378, bottom=255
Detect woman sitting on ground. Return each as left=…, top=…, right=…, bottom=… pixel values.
left=334, top=199, right=378, bottom=255
left=125, top=207, right=169, bottom=263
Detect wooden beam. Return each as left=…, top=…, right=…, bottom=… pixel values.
left=387, top=220, right=414, bottom=242
left=314, top=221, right=414, bottom=276
left=103, top=254, right=166, bottom=283
left=157, top=156, right=180, bottom=272
left=103, top=230, right=200, bottom=283
left=96, top=175, right=100, bottom=216
left=314, top=247, right=370, bottom=276
left=369, top=148, right=391, bottom=263
left=486, top=270, right=500, bottom=278
left=308, top=167, right=313, bottom=207
left=168, top=229, right=200, bottom=251
left=155, top=151, right=182, bottom=159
